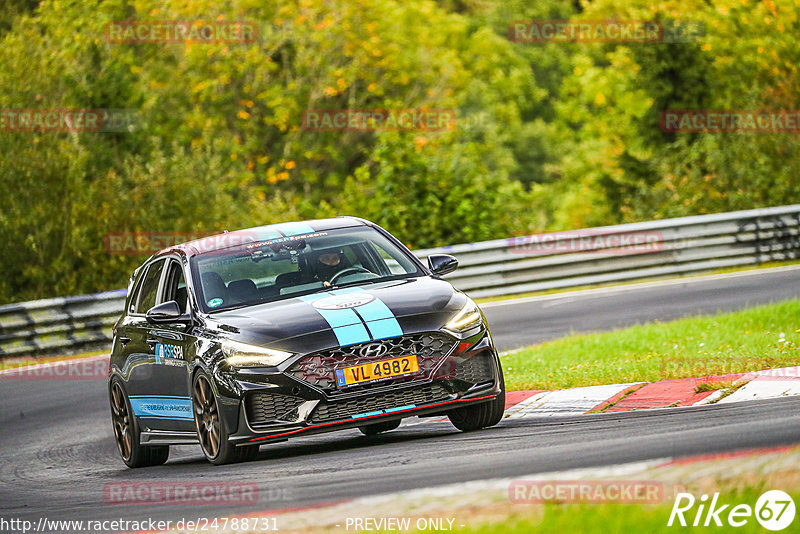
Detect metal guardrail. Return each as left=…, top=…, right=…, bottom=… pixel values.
left=0, top=290, right=126, bottom=358
left=2, top=205, right=799, bottom=357
left=416, top=204, right=800, bottom=298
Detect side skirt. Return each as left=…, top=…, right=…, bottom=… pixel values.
left=140, top=430, right=199, bottom=446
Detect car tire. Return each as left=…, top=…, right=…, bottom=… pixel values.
left=358, top=419, right=402, bottom=436
left=447, top=361, right=505, bottom=432
left=192, top=371, right=252, bottom=465
left=109, top=380, right=170, bottom=468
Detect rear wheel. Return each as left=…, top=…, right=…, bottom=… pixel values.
left=192, top=372, right=258, bottom=465
left=358, top=419, right=402, bottom=436
left=109, top=380, right=169, bottom=468
left=447, top=362, right=505, bottom=432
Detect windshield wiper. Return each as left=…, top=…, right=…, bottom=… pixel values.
left=329, top=278, right=383, bottom=290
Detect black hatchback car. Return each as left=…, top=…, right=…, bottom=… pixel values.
left=109, top=217, right=505, bottom=466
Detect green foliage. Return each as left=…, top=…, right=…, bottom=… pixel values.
left=0, top=0, right=798, bottom=302
left=340, top=134, right=534, bottom=249
left=539, top=0, right=800, bottom=225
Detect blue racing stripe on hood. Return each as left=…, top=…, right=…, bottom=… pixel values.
left=316, top=308, right=371, bottom=346
left=298, top=290, right=404, bottom=346
left=353, top=298, right=403, bottom=340
left=298, top=293, right=371, bottom=346
left=362, top=317, right=403, bottom=340
left=330, top=323, right=371, bottom=346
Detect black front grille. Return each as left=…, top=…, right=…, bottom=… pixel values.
left=454, top=354, right=495, bottom=384
left=288, top=333, right=457, bottom=391
left=310, top=383, right=451, bottom=423
left=246, top=393, right=306, bottom=425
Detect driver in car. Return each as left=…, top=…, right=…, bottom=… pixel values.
left=316, top=250, right=346, bottom=287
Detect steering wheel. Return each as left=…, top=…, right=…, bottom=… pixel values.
left=329, top=266, right=373, bottom=285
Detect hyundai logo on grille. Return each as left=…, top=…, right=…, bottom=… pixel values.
left=359, top=343, right=389, bottom=359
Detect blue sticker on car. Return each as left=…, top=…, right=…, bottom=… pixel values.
left=154, top=343, right=185, bottom=366
left=351, top=410, right=384, bottom=419
left=335, top=369, right=347, bottom=387
left=385, top=405, right=416, bottom=413
left=129, top=396, right=193, bottom=420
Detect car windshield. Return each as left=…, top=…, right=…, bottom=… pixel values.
left=190, top=226, right=422, bottom=312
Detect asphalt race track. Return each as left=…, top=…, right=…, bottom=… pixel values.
left=1, top=267, right=799, bottom=527
left=482, top=266, right=800, bottom=350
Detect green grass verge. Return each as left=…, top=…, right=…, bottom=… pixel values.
left=694, top=380, right=736, bottom=393
left=501, top=299, right=800, bottom=391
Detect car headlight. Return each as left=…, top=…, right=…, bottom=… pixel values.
left=222, top=340, right=294, bottom=368
left=443, top=298, right=483, bottom=334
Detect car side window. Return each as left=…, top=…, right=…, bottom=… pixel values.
left=135, top=259, right=166, bottom=314
left=161, top=260, right=188, bottom=314
left=372, top=243, right=407, bottom=274
left=127, top=274, right=144, bottom=314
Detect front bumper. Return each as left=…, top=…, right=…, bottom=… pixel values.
left=220, top=330, right=502, bottom=446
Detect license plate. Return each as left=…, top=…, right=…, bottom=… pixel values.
left=335, top=355, right=419, bottom=387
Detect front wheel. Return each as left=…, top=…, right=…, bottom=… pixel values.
left=447, top=362, right=505, bottom=432
left=192, top=372, right=258, bottom=465
left=109, top=380, right=169, bottom=468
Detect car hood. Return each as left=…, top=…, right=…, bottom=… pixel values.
left=205, top=277, right=466, bottom=354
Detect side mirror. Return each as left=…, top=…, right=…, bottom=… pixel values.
left=427, top=254, right=459, bottom=276
left=146, top=301, right=189, bottom=324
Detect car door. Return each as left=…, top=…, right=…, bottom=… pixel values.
left=121, top=257, right=188, bottom=431
left=121, top=258, right=165, bottom=401
left=112, top=267, right=148, bottom=380
left=140, top=258, right=197, bottom=431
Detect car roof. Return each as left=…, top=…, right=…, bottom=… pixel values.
left=160, top=217, right=370, bottom=258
